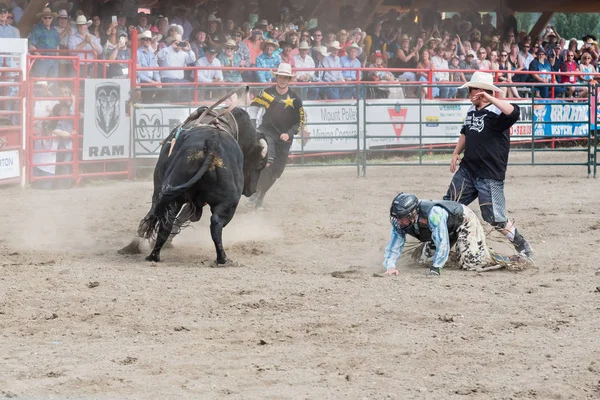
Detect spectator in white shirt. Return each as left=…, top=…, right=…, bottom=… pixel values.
left=322, top=41, right=344, bottom=99
left=196, top=44, right=223, bottom=100
left=431, top=46, right=457, bottom=98
left=68, top=15, right=102, bottom=77
left=294, top=41, right=317, bottom=100
left=157, top=33, right=196, bottom=101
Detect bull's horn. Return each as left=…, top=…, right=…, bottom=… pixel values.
left=259, top=138, right=268, bottom=158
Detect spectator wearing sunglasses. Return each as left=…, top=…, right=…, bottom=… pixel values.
left=560, top=51, right=579, bottom=97
left=0, top=3, right=19, bottom=41
left=578, top=53, right=597, bottom=98
left=29, top=8, right=60, bottom=78
left=528, top=48, right=552, bottom=98
left=519, top=43, right=534, bottom=70
left=497, top=51, right=520, bottom=98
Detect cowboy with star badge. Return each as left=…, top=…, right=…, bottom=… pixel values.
left=246, top=63, right=306, bottom=210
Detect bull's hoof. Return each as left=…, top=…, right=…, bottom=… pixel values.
left=145, top=254, right=160, bottom=262
left=118, top=238, right=143, bottom=255
left=211, top=259, right=241, bottom=268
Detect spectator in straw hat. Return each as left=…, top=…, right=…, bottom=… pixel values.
left=232, top=28, right=250, bottom=67
left=340, top=42, right=361, bottom=99
left=321, top=40, right=344, bottom=99
left=247, top=63, right=306, bottom=210
left=29, top=7, right=60, bottom=77
left=256, top=39, right=281, bottom=83
left=206, top=13, right=225, bottom=45
left=311, top=45, right=329, bottom=99
left=278, top=40, right=295, bottom=66
left=217, top=39, right=241, bottom=83
left=294, top=41, right=317, bottom=100
left=444, top=71, right=534, bottom=259
left=68, top=15, right=102, bottom=76
left=136, top=11, right=150, bottom=33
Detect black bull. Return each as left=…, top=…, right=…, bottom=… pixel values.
left=133, top=107, right=268, bottom=264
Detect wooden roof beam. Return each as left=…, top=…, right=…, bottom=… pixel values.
left=16, top=0, right=47, bottom=38
left=303, top=0, right=324, bottom=21
left=528, top=12, right=553, bottom=38
left=360, top=0, right=385, bottom=26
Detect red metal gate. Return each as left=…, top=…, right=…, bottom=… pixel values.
left=0, top=67, right=24, bottom=186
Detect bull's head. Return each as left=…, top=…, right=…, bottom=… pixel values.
left=242, top=138, right=268, bottom=197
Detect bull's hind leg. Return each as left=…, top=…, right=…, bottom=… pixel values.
left=146, top=201, right=183, bottom=262
left=210, top=203, right=237, bottom=264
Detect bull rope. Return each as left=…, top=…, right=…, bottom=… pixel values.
left=167, top=85, right=250, bottom=157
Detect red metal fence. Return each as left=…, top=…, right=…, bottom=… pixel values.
left=2, top=39, right=600, bottom=187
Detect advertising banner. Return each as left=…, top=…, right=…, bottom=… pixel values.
left=131, top=98, right=593, bottom=158
left=133, top=105, right=194, bottom=158
left=82, top=79, right=130, bottom=160
left=0, top=150, right=20, bottom=181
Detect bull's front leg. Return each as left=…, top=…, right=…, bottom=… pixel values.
left=209, top=205, right=236, bottom=264
left=146, top=201, right=181, bottom=262
left=145, top=218, right=174, bottom=262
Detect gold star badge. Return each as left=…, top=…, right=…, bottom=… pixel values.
left=281, top=95, right=294, bottom=109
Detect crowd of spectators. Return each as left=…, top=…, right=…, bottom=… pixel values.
left=1, top=1, right=600, bottom=101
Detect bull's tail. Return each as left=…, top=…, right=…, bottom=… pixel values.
left=141, top=134, right=218, bottom=240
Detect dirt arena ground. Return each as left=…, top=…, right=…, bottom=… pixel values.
left=1, top=155, right=599, bottom=399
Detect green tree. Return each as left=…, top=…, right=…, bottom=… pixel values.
left=516, top=13, right=540, bottom=33
left=552, top=13, right=600, bottom=40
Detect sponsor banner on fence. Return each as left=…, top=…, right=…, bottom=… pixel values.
left=292, top=99, right=532, bottom=152
left=295, top=102, right=361, bottom=152
left=130, top=99, right=595, bottom=157
left=532, top=100, right=591, bottom=137
left=133, top=105, right=194, bottom=158
left=0, top=150, right=20, bottom=180
left=82, top=79, right=130, bottom=161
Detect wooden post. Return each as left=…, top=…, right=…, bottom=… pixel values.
left=528, top=12, right=554, bottom=38
left=360, top=0, right=385, bottom=27
left=16, top=0, right=47, bottom=38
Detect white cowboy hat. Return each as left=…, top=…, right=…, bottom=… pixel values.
left=138, top=30, right=152, bottom=40
left=298, top=41, right=310, bottom=50
left=346, top=42, right=361, bottom=51
left=36, top=7, right=57, bottom=19
left=75, top=15, right=92, bottom=27
left=206, top=14, right=221, bottom=23
left=260, top=39, right=279, bottom=51
left=327, top=40, right=342, bottom=50
left=223, top=39, right=238, bottom=50
left=168, top=24, right=184, bottom=37
left=166, top=33, right=183, bottom=45
left=458, top=71, right=502, bottom=92
left=271, top=63, right=294, bottom=78
left=312, top=45, right=330, bottom=57
left=56, top=9, right=69, bottom=18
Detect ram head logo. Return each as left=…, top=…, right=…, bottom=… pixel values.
left=95, top=83, right=120, bottom=138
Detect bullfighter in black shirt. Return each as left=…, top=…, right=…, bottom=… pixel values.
left=444, top=71, right=534, bottom=258
left=247, top=63, right=306, bottom=209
